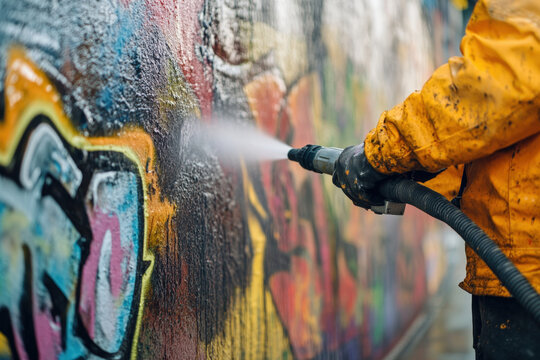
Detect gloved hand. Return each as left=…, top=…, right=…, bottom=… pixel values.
left=332, top=143, right=389, bottom=209
left=332, top=143, right=444, bottom=209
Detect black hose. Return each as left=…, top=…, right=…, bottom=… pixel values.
left=378, top=177, right=540, bottom=325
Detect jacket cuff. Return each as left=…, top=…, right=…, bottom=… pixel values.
left=364, top=114, right=421, bottom=174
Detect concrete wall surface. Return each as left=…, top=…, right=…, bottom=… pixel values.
left=0, top=0, right=469, bottom=358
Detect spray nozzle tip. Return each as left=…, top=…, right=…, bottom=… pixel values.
left=287, top=148, right=302, bottom=162
left=287, top=145, right=322, bottom=172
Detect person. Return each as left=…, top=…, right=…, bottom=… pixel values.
left=332, top=0, right=540, bottom=358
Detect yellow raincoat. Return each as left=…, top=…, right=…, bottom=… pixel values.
left=364, top=0, right=540, bottom=297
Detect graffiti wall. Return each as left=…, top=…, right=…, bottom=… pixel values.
left=0, top=0, right=468, bottom=359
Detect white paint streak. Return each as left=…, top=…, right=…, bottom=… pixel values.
left=20, top=123, right=82, bottom=196
left=95, top=229, right=117, bottom=346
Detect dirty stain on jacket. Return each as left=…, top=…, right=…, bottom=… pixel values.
left=364, top=0, right=540, bottom=297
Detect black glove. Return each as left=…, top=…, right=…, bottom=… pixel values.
left=332, top=144, right=389, bottom=209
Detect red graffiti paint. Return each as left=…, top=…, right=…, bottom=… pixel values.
left=146, top=0, right=213, bottom=118
left=246, top=73, right=341, bottom=357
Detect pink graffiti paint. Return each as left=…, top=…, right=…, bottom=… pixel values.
left=33, top=308, right=62, bottom=358
left=79, top=206, right=124, bottom=339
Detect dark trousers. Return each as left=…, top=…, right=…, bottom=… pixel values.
left=472, top=295, right=540, bottom=359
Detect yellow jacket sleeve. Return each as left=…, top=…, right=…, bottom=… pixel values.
left=365, top=0, right=540, bottom=174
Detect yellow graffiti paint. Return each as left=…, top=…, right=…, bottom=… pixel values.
left=1, top=47, right=175, bottom=360
left=451, top=0, right=469, bottom=10
left=0, top=332, right=10, bottom=357
left=157, top=60, right=201, bottom=120
left=205, top=162, right=292, bottom=359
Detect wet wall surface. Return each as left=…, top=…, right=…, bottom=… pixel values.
left=0, top=0, right=467, bottom=358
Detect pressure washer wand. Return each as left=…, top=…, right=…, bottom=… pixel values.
left=287, top=144, right=406, bottom=215
left=288, top=144, right=540, bottom=325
